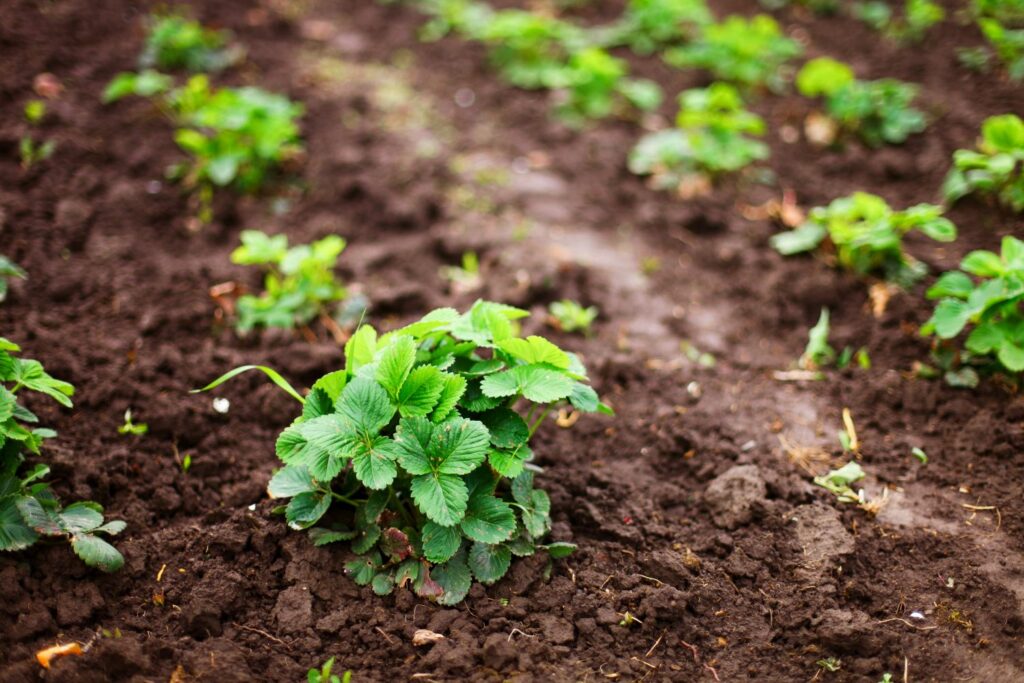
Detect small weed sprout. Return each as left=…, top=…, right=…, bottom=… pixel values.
left=800, top=308, right=836, bottom=370
left=307, top=657, right=351, bottom=683
left=198, top=301, right=610, bottom=604
left=19, top=98, right=55, bottom=170
left=796, top=58, right=926, bottom=147
left=817, top=657, right=842, bottom=672
left=230, top=231, right=348, bottom=335
left=664, top=15, right=803, bottom=92
left=0, top=339, right=125, bottom=570
left=549, top=300, right=599, bottom=336
left=770, top=192, right=957, bottom=287
left=922, top=235, right=1024, bottom=377
left=814, top=461, right=865, bottom=504
left=629, top=83, right=768, bottom=192
left=943, top=114, right=1024, bottom=212
left=118, top=410, right=149, bottom=436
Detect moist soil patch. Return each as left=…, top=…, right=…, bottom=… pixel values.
left=1, top=0, right=1023, bottom=681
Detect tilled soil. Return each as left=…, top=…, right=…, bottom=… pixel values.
left=1, top=0, right=1023, bottom=681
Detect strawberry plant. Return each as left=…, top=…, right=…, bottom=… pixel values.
left=606, top=0, right=713, bottom=55
left=664, top=15, right=803, bottom=92
left=230, top=230, right=348, bottom=334
left=629, top=83, right=768, bottom=190
left=140, top=10, right=240, bottom=73
left=770, top=192, right=957, bottom=286
left=922, top=235, right=1024, bottom=376
left=943, top=114, right=1024, bottom=212
left=475, top=10, right=586, bottom=89
left=199, top=301, right=609, bottom=604
left=0, top=256, right=26, bottom=303
left=0, top=339, right=125, bottom=570
left=549, top=300, right=599, bottom=336
left=972, top=0, right=1024, bottom=24
left=796, top=57, right=926, bottom=147
left=558, top=47, right=662, bottom=123
left=979, top=17, right=1024, bottom=79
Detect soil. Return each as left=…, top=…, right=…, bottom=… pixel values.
left=2, top=0, right=1023, bottom=681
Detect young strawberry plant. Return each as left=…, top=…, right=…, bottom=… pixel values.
left=199, top=301, right=609, bottom=604
left=140, top=9, right=240, bottom=73
left=664, top=15, right=803, bottom=92
left=922, top=235, right=1024, bottom=376
left=549, top=300, right=599, bottom=336
left=629, top=83, right=768, bottom=191
left=558, top=47, right=662, bottom=124
left=796, top=57, right=927, bottom=147
left=0, top=338, right=125, bottom=570
left=230, top=230, right=349, bottom=334
left=979, top=17, right=1024, bottom=80
left=605, top=0, right=713, bottom=55
left=0, top=256, right=26, bottom=303
left=474, top=10, right=586, bottom=89
left=854, top=0, right=944, bottom=42
left=943, top=114, right=1024, bottom=212
left=770, top=192, right=957, bottom=286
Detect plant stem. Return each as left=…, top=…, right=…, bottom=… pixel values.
left=528, top=405, right=554, bottom=438
left=329, top=491, right=364, bottom=507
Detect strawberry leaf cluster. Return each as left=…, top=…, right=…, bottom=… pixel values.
left=943, top=114, right=1024, bottom=212
left=140, top=10, right=241, bottom=73
left=0, top=338, right=125, bottom=571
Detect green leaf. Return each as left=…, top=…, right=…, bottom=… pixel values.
left=208, top=155, right=239, bottom=185
left=276, top=415, right=353, bottom=481
left=929, top=299, right=972, bottom=339
left=371, top=571, right=395, bottom=596
left=960, top=250, right=1004, bottom=277
left=380, top=527, right=414, bottom=561
left=71, top=533, right=124, bottom=572
left=0, top=497, right=38, bottom=551
left=927, top=271, right=974, bottom=299
left=544, top=541, right=577, bottom=559
left=459, top=379, right=503, bottom=412
left=511, top=470, right=535, bottom=506
left=309, top=527, right=358, bottom=546
left=488, top=446, right=530, bottom=478
left=375, top=336, right=417, bottom=398
left=394, top=416, right=490, bottom=476
left=351, top=523, right=382, bottom=554
left=997, top=340, right=1024, bottom=372
left=0, top=388, right=15, bottom=423
left=350, top=437, right=400, bottom=490
left=467, top=541, right=512, bottom=585
left=497, top=336, right=570, bottom=369
left=302, top=388, right=334, bottom=420
left=395, top=558, right=421, bottom=588
left=431, top=373, right=467, bottom=422
left=478, top=408, right=529, bottom=449
left=460, top=494, right=516, bottom=544
left=433, top=548, right=473, bottom=606
left=770, top=223, right=828, bottom=255
left=345, top=325, right=378, bottom=375
left=16, top=496, right=63, bottom=535
left=10, top=359, right=74, bottom=408
left=345, top=551, right=380, bottom=585
left=285, top=491, right=331, bottom=530
left=480, top=365, right=575, bottom=403
left=507, top=530, right=536, bottom=557
left=335, top=377, right=395, bottom=437
left=409, top=473, right=469, bottom=527
left=396, top=365, right=445, bottom=417
left=193, top=365, right=304, bottom=404
left=267, top=465, right=316, bottom=498
left=521, top=489, right=552, bottom=539
left=568, top=383, right=601, bottom=413
left=311, top=370, right=348, bottom=402
left=421, top=521, right=463, bottom=563
left=59, top=502, right=104, bottom=533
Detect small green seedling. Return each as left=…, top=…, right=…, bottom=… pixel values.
left=140, top=10, right=240, bottom=73
left=814, top=461, right=865, bottom=504
left=230, top=230, right=348, bottom=334
left=879, top=674, right=895, bottom=683
left=817, top=657, right=842, bottom=673
left=943, top=114, right=1024, bottom=212
left=307, top=657, right=351, bottom=683
left=102, top=69, right=175, bottom=103
left=198, top=301, right=610, bottom=604
left=440, top=251, right=481, bottom=293
left=770, top=192, right=957, bottom=287
left=912, top=447, right=928, bottom=464
left=664, top=15, right=803, bottom=92
left=629, top=83, right=768, bottom=190
left=118, top=410, right=149, bottom=436
left=796, top=57, right=927, bottom=147
left=0, top=256, right=26, bottom=303
left=922, top=235, right=1024, bottom=377
left=0, top=338, right=125, bottom=570
left=800, top=308, right=835, bottom=370
left=549, top=300, right=599, bottom=336
left=606, top=0, right=713, bottom=55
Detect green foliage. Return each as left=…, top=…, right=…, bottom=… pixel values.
left=230, top=231, right=348, bottom=334
left=922, top=235, right=1024, bottom=377
left=118, top=410, right=148, bottom=436
left=979, top=18, right=1024, bottom=79
left=558, top=47, right=662, bottom=123
left=664, top=15, right=803, bottom=92
left=549, top=300, right=599, bottom=336
left=771, top=192, right=957, bottom=286
left=944, top=114, right=1024, bottom=212
left=813, top=461, right=864, bottom=504
left=800, top=308, right=835, bottom=370
left=24, top=100, right=46, bottom=124
left=608, top=0, right=714, bottom=54
left=102, top=69, right=175, bottom=103
left=797, top=58, right=926, bottom=147
left=972, top=0, right=1024, bottom=24
left=854, top=0, right=944, bottom=41
left=202, top=301, right=608, bottom=604
left=307, top=657, right=351, bottom=683
left=629, top=83, right=768, bottom=187
left=475, top=10, right=586, bottom=89
left=0, top=257, right=26, bottom=304
left=141, top=10, right=238, bottom=72
left=0, top=339, right=125, bottom=570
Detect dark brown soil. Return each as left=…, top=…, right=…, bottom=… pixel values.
left=2, top=0, right=1023, bottom=681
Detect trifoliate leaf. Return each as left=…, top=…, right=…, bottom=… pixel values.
left=467, top=541, right=512, bottom=585
left=521, top=489, right=552, bottom=539
left=285, top=491, right=331, bottom=530
left=544, top=542, right=577, bottom=559
left=58, top=502, right=104, bottom=533
left=497, top=336, right=570, bottom=369
left=309, top=527, right=357, bottom=546
left=481, top=365, right=575, bottom=403
left=432, top=373, right=467, bottom=422
left=460, top=494, right=516, bottom=544
left=371, top=571, right=395, bottom=596
left=352, top=523, right=381, bottom=554
left=507, top=530, right=536, bottom=557
left=433, top=548, right=472, bottom=606
left=409, top=473, right=469, bottom=527
left=488, top=446, right=530, bottom=478
left=335, top=377, right=396, bottom=437
left=478, top=408, right=529, bottom=449
left=376, top=336, right=417, bottom=398
left=422, top=521, right=463, bottom=563
left=267, top=465, right=316, bottom=498
left=351, top=436, right=400, bottom=490
left=396, top=365, right=445, bottom=417
left=276, top=415, right=353, bottom=482
left=459, top=379, right=503, bottom=412
left=345, top=551, right=380, bottom=585
left=71, top=533, right=124, bottom=572
left=0, top=497, right=37, bottom=551
left=394, top=416, right=490, bottom=476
